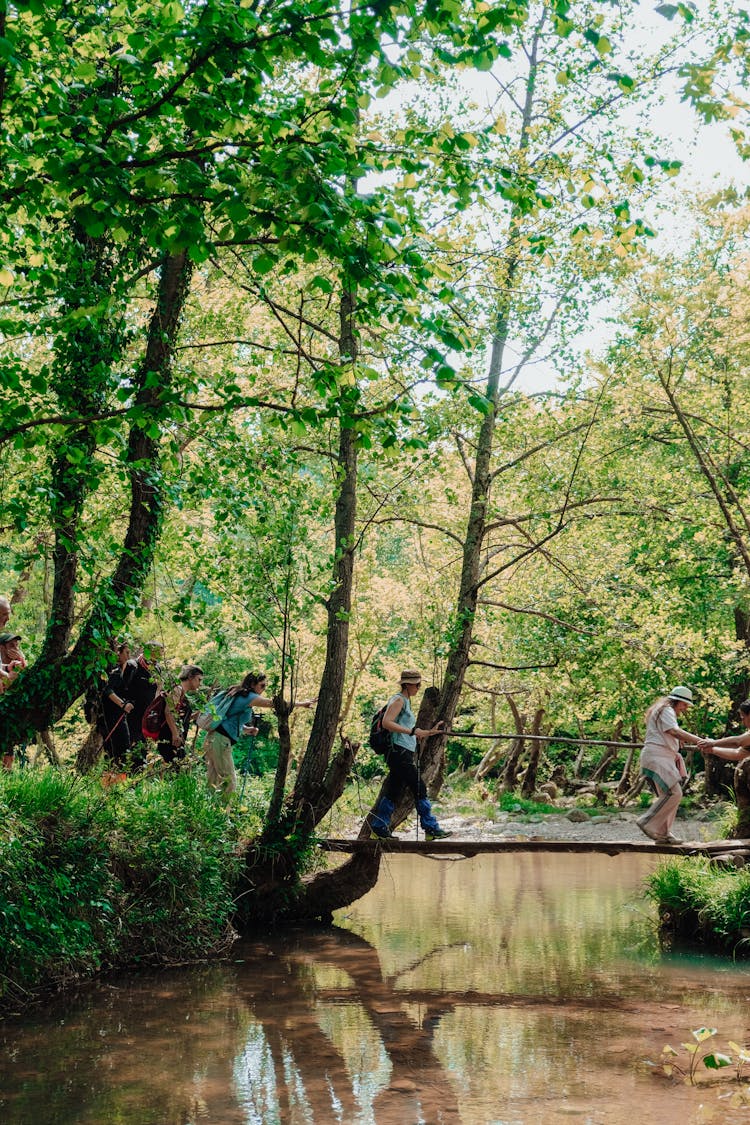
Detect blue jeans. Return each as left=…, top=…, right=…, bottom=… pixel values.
left=371, top=747, right=441, bottom=833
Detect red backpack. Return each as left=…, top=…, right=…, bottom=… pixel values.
left=141, top=692, right=167, bottom=740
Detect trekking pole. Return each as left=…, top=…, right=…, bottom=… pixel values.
left=101, top=710, right=128, bottom=745
left=415, top=743, right=420, bottom=842
left=239, top=734, right=256, bottom=800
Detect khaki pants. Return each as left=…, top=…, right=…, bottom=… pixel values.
left=204, top=729, right=237, bottom=800
left=639, top=780, right=682, bottom=839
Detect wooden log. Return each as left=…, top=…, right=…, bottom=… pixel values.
left=319, top=837, right=750, bottom=859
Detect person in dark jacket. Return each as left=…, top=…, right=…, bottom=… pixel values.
left=127, top=641, right=166, bottom=769
left=99, top=641, right=138, bottom=769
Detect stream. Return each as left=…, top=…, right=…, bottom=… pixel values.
left=2, top=851, right=750, bottom=1124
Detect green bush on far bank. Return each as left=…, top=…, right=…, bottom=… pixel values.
left=647, top=858, right=750, bottom=956
left=0, top=769, right=244, bottom=1012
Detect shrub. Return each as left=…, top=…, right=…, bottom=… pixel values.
left=647, top=858, right=750, bottom=954
left=0, top=769, right=243, bottom=1010
left=107, top=773, right=242, bottom=963
left=0, top=771, right=119, bottom=1004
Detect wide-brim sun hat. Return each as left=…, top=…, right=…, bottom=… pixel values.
left=668, top=685, right=693, bottom=705
left=399, top=669, right=422, bottom=685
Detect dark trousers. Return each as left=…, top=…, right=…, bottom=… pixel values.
left=99, top=709, right=131, bottom=767
left=382, top=746, right=427, bottom=803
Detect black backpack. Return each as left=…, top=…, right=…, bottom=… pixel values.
left=369, top=705, right=392, bottom=756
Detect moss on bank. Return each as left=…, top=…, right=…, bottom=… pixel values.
left=0, top=770, right=246, bottom=1013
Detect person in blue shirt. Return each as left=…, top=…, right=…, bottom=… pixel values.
left=369, top=669, right=452, bottom=841
left=204, top=671, right=315, bottom=799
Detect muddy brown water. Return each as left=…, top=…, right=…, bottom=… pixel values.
left=2, top=852, right=750, bottom=1124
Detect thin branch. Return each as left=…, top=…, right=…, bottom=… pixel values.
left=477, top=598, right=597, bottom=635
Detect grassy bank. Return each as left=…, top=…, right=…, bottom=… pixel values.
left=0, top=769, right=248, bottom=1013
left=647, top=857, right=750, bottom=956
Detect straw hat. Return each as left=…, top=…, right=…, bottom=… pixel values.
left=399, top=669, right=422, bottom=686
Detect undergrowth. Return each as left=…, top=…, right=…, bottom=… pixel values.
left=647, top=858, right=750, bottom=955
left=0, top=769, right=248, bottom=1012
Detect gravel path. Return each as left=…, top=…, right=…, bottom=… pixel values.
left=431, top=807, right=724, bottom=845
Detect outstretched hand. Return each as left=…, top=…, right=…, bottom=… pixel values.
left=417, top=720, right=446, bottom=738
left=696, top=739, right=714, bottom=754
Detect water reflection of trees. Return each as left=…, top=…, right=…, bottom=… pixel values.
left=239, top=927, right=463, bottom=1124
left=0, top=928, right=464, bottom=1124
left=2, top=922, right=750, bottom=1125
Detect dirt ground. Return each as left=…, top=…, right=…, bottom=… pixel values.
left=424, top=803, right=728, bottom=845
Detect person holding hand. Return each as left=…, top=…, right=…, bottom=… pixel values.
left=369, top=669, right=452, bottom=841
left=698, top=700, right=750, bottom=763
left=636, top=685, right=703, bottom=845
left=204, top=671, right=316, bottom=800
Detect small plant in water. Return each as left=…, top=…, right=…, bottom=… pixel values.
left=657, top=1027, right=750, bottom=1086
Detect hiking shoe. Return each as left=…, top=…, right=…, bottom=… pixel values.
left=635, top=816, right=660, bottom=842
left=657, top=833, right=682, bottom=845
left=424, top=827, right=452, bottom=841
left=370, top=827, right=396, bottom=840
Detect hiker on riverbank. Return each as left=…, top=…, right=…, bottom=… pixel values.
left=156, top=664, right=204, bottom=768
left=369, top=669, right=452, bottom=841
left=203, top=672, right=315, bottom=800
left=697, top=700, right=750, bottom=763
left=636, top=686, right=704, bottom=845
left=99, top=641, right=138, bottom=770
left=127, top=641, right=168, bottom=769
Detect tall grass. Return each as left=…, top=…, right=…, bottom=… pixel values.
left=0, top=769, right=244, bottom=1011
left=647, top=858, right=750, bottom=954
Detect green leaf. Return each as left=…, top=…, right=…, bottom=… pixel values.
left=253, top=252, right=277, bottom=276
left=703, top=1053, right=732, bottom=1069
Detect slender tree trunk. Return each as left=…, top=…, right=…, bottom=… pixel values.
left=278, top=283, right=359, bottom=839
left=76, top=724, right=104, bottom=774
left=520, top=708, right=545, bottom=799
left=731, top=758, right=750, bottom=838
left=266, top=699, right=292, bottom=827
left=425, top=22, right=543, bottom=786
left=0, top=251, right=193, bottom=755
left=500, top=696, right=527, bottom=794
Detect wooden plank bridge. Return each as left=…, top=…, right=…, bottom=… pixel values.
left=320, top=837, right=750, bottom=859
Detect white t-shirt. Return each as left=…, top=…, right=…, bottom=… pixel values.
left=642, top=702, right=679, bottom=756
left=640, top=702, right=686, bottom=787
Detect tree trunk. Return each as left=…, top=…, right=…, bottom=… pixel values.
left=77, top=724, right=104, bottom=774
left=732, top=608, right=750, bottom=709
left=731, top=757, right=750, bottom=839
left=591, top=722, right=623, bottom=783
left=266, top=699, right=293, bottom=828
left=0, top=250, right=193, bottom=755
left=239, top=279, right=364, bottom=919
left=520, top=708, right=545, bottom=799
left=500, top=696, right=526, bottom=794
left=275, top=283, right=359, bottom=841
left=34, top=729, right=60, bottom=767
left=616, top=725, right=640, bottom=797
